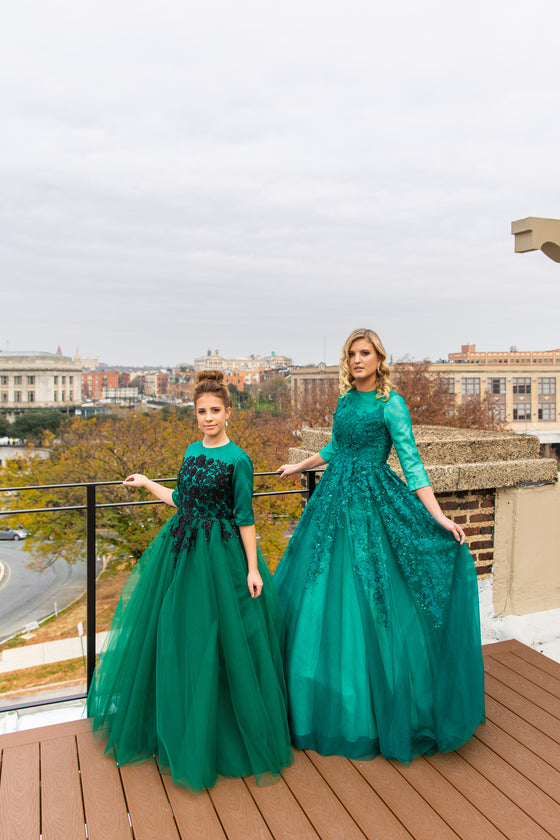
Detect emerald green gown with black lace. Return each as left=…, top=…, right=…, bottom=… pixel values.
left=274, top=389, right=485, bottom=761
left=87, top=440, right=293, bottom=791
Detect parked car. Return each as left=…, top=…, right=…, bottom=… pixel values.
left=0, top=528, right=29, bottom=541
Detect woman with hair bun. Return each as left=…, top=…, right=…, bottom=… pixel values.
left=88, top=370, right=292, bottom=791
left=275, top=328, right=484, bottom=762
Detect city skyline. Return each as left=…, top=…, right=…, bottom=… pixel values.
left=4, top=339, right=560, bottom=372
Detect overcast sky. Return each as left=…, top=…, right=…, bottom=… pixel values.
left=1, top=0, right=559, bottom=368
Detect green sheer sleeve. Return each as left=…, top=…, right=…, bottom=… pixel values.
left=384, top=393, right=430, bottom=491
left=318, top=398, right=341, bottom=462
left=232, top=452, right=256, bottom=526
left=318, top=436, right=338, bottom=462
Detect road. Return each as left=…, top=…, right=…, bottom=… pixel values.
left=0, top=540, right=96, bottom=643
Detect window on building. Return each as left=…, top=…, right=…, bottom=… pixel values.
left=62, top=391, right=65, bottom=401
left=440, top=378, right=455, bottom=393
left=513, top=377, right=531, bottom=395
left=53, top=393, right=58, bottom=401
left=69, top=391, right=73, bottom=401
left=1, top=393, right=8, bottom=403
left=27, top=376, right=35, bottom=385
left=538, top=404, right=556, bottom=420
left=54, top=375, right=58, bottom=384
left=538, top=377, right=556, bottom=395
left=461, top=377, right=480, bottom=395
left=14, top=376, right=22, bottom=385
left=0, top=376, right=7, bottom=385
left=62, top=376, right=66, bottom=384
left=69, top=376, right=73, bottom=384
left=513, top=403, right=531, bottom=420
left=490, top=404, right=506, bottom=421
left=488, top=377, right=506, bottom=394
left=27, top=392, right=35, bottom=402
left=14, top=391, right=21, bottom=402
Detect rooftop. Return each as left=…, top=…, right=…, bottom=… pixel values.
left=0, top=351, right=72, bottom=360
left=1, top=640, right=558, bottom=840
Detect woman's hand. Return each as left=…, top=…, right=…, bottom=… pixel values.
left=435, top=515, right=466, bottom=544
left=123, top=473, right=148, bottom=488
left=247, top=569, right=263, bottom=598
left=277, top=452, right=326, bottom=478
left=277, top=463, right=301, bottom=478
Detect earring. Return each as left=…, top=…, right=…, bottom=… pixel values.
left=226, top=420, right=229, bottom=428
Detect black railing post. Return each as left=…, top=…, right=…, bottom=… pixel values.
left=86, top=483, right=97, bottom=690
left=306, top=469, right=317, bottom=498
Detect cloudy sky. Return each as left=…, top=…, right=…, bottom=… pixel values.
left=1, top=0, right=559, bottom=367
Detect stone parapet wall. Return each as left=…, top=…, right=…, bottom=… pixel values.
left=292, top=426, right=557, bottom=492
left=290, top=424, right=558, bottom=580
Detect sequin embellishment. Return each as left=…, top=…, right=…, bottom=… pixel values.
left=304, top=394, right=455, bottom=628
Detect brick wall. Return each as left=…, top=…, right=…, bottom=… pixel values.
left=437, top=490, right=495, bottom=577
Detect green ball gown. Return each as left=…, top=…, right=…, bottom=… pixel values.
left=274, top=389, right=485, bottom=761
left=87, top=440, right=293, bottom=791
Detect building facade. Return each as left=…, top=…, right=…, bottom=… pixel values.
left=289, top=347, right=560, bottom=445
left=142, top=372, right=170, bottom=398
left=432, top=344, right=560, bottom=443
left=81, top=370, right=119, bottom=401
left=290, top=364, right=339, bottom=407
left=0, top=352, right=83, bottom=416
left=193, top=350, right=292, bottom=372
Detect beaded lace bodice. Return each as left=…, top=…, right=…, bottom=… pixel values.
left=306, top=390, right=453, bottom=627
left=170, top=441, right=254, bottom=555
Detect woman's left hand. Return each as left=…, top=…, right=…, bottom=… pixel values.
left=437, top=515, right=466, bottom=544
left=247, top=570, right=263, bottom=598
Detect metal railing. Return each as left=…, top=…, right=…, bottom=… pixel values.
left=0, top=470, right=320, bottom=714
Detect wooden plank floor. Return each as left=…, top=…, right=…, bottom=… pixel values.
left=1, top=640, right=559, bottom=840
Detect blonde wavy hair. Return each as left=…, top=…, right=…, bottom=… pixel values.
left=339, top=328, right=394, bottom=400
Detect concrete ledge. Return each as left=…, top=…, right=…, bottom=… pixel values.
left=512, top=216, right=560, bottom=262
left=291, top=425, right=558, bottom=492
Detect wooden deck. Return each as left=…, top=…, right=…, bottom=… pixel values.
left=1, top=640, right=559, bottom=840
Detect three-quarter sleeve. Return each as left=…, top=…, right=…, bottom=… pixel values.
left=318, top=435, right=338, bottom=462
left=232, top=453, right=256, bottom=526
left=318, top=398, right=340, bottom=462
left=384, top=394, right=430, bottom=491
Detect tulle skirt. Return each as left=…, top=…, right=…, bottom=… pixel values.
left=87, top=517, right=293, bottom=790
left=274, top=463, right=485, bottom=761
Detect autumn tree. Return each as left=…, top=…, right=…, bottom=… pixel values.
left=0, top=408, right=301, bottom=573
left=258, top=376, right=291, bottom=414
left=290, top=379, right=339, bottom=429
left=391, top=359, right=505, bottom=430
left=391, top=360, right=454, bottom=425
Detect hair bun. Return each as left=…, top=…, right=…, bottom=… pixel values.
left=195, top=369, right=225, bottom=385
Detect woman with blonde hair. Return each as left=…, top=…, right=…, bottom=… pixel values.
left=275, top=328, right=484, bottom=762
